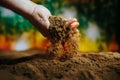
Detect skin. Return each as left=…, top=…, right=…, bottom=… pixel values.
left=0, top=0, right=79, bottom=59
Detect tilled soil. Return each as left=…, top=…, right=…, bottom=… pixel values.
left=0, top=50, right=120, bottom=80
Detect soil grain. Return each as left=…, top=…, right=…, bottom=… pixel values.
left=0, top=51, right=120, bottom=80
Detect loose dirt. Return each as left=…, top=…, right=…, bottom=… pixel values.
left=47, top=16, right=80, bottom=61
left=0, top=50, right=120, bottom=80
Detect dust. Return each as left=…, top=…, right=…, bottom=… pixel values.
left=47, top=16, right=80, bottom=61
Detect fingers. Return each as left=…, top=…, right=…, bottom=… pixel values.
left=40, top=5, right=52, bottom=29
left=65, top=18, right=77, bottom=27
left=29, top=5, right=52, bottom=38
left=70, top=22, right=79, bottom=29
left=73, top=28, right=79, bottom=34
left=42, top=8, right=51, bottom=29
left=44, top=16, right=50, bottom=29
left=34, top=5, right=51, bottom=29
left=65, top=18, right=79, bottom=34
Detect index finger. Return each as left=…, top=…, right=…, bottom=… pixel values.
left=65, top=18, right=77, bottom=27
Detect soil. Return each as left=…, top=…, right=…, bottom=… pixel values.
left=0, top=50, right=120, bottom=80
left=48, top=16, right=80, bottom=61
left=0, top=16, right=120, bottom=80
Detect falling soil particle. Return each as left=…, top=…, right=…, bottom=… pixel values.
left=47, top=16, right=80, bottom=61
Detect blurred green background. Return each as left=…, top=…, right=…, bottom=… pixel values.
left=0, top=0, right=119, bottom=52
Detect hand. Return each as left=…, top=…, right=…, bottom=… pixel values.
left=28, top=5, right=51, bottom=38
left=65, top=18, right=79, bottom=34
left=0, top=0, right=52, bottom=38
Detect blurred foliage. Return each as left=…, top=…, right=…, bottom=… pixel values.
left=37, top=0, right=64, bottom=15
left=0, top=0, right=117, bottom=36
left=0, top=0, right=119, bottom=51
left=0, top=10, right=34, bottom=36
left=74, top=0, right=117, bottom=36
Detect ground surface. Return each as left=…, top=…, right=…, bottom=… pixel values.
left=0, top=50, right=120, bottom=80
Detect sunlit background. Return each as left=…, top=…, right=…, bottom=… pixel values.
left=0, top=0, right=119, bottom=52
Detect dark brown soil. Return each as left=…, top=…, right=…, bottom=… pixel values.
left=0, top=50, right=120, bottom=80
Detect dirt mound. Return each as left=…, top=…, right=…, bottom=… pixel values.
left=0, top=51, right=120, bottom=80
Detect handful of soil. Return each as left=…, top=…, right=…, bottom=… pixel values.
left=47, top=16, right=80, bottom=61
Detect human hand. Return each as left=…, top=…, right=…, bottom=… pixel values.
left=28, top=4, right=51, bottom=38
left=0, top=0, right=51, bottom=38
left=65, top=18, right=79, bottom=34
